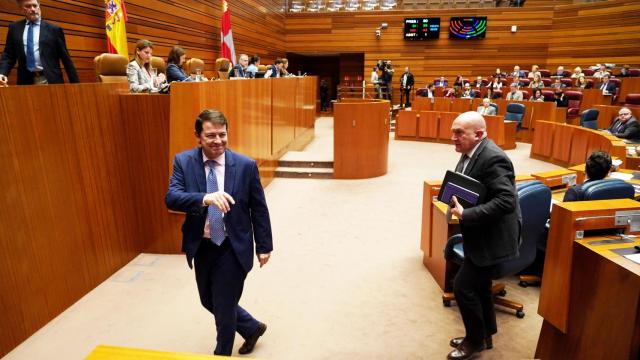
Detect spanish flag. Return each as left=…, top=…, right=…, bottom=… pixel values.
left=105, top=0, right=128, bottom=56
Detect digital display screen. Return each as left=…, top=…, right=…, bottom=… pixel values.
left=449, top=17, right=487, bottom=39
left=404, top=18, right=441, bottom=40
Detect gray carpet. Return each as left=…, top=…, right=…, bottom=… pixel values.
left=4, top=117, right=560, bottom=360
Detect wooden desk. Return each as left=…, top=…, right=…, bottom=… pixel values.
left=412, top=97, right=434, bottom=112
left=334, top=100, right=389, bottom=179
left=536, top=199, right=640, bottom=359
left=530, top=121, right=627, bottom=168
left=619, top=77, right=640, bottom=105
left=579, top=88, right=612, bottom=112
left=532, top=169, right=577, bottom=189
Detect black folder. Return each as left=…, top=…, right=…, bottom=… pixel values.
left=437, top=170, right=486, bottom=209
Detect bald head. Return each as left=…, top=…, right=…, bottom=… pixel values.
left=451, top=112, right=487, bottom=154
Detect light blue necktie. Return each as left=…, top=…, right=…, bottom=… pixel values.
left=206, top=160, right=225, bottom=245
left=26, top=21, right=36, bottom=72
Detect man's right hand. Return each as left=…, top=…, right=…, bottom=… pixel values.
left=0, top=74, right=8, bottom=86
left=203, top=191, right=236, bottom=213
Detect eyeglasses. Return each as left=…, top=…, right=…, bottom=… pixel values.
left=619, top=113, right=632, bottom=116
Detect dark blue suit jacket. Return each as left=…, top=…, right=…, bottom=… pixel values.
left=165, top=147, right=273, bottom=272
left=0, top=19, right=78, bottom=85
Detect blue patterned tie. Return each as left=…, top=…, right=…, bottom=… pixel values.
left=26, top=21, right=36, bottom=72
left=206, top=160, right=225, bottom=245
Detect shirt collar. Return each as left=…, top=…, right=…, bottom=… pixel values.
left=466, top=138, right=484, bottom=158
left=202, top=150, right=225, bottom=167
left=27, top=18, right=41, bottom=26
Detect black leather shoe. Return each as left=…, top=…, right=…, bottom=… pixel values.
left=449, top=336, right=493, bottom=349
left=238, top=322, right=267, bottom=355
left=447, top=340, right=485, bottom=360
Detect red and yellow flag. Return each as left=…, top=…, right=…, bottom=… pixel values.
left=105, top=0, right=128, bottom=56
left=220, top=0, right=236, bottom=65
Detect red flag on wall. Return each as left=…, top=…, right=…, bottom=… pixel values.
left=220, top=0, right=236, bottom=65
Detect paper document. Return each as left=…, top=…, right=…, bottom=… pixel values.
left=623, top=253, right=640, bottom=265
left=609, top=172, right=634, bottom=181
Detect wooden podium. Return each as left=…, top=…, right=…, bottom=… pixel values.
left=333, top=100, right=390, bottom=179
left=536, top=199, right=640, bottom=359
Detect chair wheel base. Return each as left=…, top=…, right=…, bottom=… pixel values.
left=518, top=281, right=529, bottom=288
left=516, top=310, right=525, bottom=318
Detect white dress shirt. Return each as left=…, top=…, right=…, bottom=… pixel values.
left=22, top=19, right=43, bottom=71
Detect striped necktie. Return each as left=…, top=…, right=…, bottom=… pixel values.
left=26, top=21, right=36, bottom=72
left=206, top=160, right=225, bottom=245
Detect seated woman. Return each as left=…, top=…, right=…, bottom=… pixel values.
left=529, top=73, right=544, bottom=90
left=280, top=58, right=290, bottom=77
left=563, top=151, right=611, bottom=202
left=246, top=55, right=260, bottom=78
left=574, top=75, right=590, bottom=89
left=127, top=39, right=166, bottom=93
left=528, top=64, right=541, bottom=79
left=166, top=46, right=194, bottom=83
left=530, top=89, right=545, bottom=102
left=571, top=66, right=583, bottom=79
left=453, top=75, right=464, bottom=89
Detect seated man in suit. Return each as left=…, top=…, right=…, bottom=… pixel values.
left=605, top=107, right=639, bottom=140
left=549, top=78, right=566, bottom=90
left=506, top=83, right=523, bottom=101
left=592, top=64, right=610, bottom=79
left=552, top=65, right=567, bottom=78
left=419, top=83, right=435, bottom=98
left=563, top=151, right=611, bottom=202
left=0, top=0, right=79, bottom=86
left=230, top=53, right=249, bottom=78
left=597, top=74, right=617, bottom=95
left=435, top=76, right=448, bottom=87
left=265, top=58, right=283, bottom=78
left=476, top=98, right=496, bottom=116
left=460, top=83, right=476, bottom=99
left=554, top=90, right=568, bottom=107
left=510, top=65, right=525, bottom=78
left=472, top=76, right=485, bottom=89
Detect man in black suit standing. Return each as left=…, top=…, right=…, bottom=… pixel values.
left=447, top=111, right=522, bottom=360
left=0, top=0, right=79, bottom=86
left=399, top=66, right=414, bottom=108
left=606, top=107, right=639, bottom=140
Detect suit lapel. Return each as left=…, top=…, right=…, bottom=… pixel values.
left=16, top=20, right=26, bottom=57
left=224, top=150, right=236, bottom=195
left=193, top=148, right=207, bottom=193
left=38, top=21, right=47, bottom=58
left=464, top=138, right=488, bottom=175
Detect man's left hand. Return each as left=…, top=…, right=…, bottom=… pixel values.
left=258, top=253, right=271, bottom=268
left=450, top=196, right=464, bottom=220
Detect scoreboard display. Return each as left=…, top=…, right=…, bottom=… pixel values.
left=403, top=18, right=441, bottom=40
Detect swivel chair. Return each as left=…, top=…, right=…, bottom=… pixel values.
left=185, top=58, right=205, bottom=77
left=564, top=90, right=583, bottom=120
left=582, top=179, right=635, bottom=200
left=215, top=57, right=231, bottom=80
left=443, top=181, right=551, bottom=318
left=150, top=56, right=166, bottom=75
left=624, top=94, right=640, bottom=108
left=93, top=53, right=128, bottom=83
left=580, top=109, right=600, bottom=130
left=504, top=103, right=526, bottom=131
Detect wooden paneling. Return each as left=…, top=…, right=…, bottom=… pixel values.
left=0, top=78, right=317, bottom=357
left=395, top=109, right=418, bottom=137
left=0, top=0, right=286, bottom=83
left=333, top=100, right=389, bottom=179
left=0, top=83, right=145, bottom=356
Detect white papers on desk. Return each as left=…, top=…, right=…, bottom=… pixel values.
left=609, top=172, right=634, bottom=181
left=623, top=253, right=640, bottom=265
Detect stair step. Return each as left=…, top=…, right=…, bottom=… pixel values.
left=278, top=160, right=333, bottom=168
left=274, top=167, right=333, bottom=179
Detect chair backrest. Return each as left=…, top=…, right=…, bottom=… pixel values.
left=624, top=94, right=640, bottom=106
left=489, top=103, right=498, bottom=113
left=560, top=78, right=573, bottom=87
left=541, top=90, right=555, bottom=101
left=505, top=103, right=526, bottom=130
left=582, top=179, right=635, bottom=200
left=609, top=78, right=621, bottom=89
left=521, top=91, right=530, bottom=100
left=520, top=78, right=530, bottom=87
left=491, top=90, right=503, bottom=99
left=185, top=58, right=205, bottom=76
left=580, top=108, right=599, bottom=129
left=582, top=69, right=595, bottom=76
left=258, top=64, right=268, bottom=72
left=539, top=69, right=550, bottom=78
left=629, top=69, right=640, bottom=77
left=541, top=78, right=552, bottom=87
left=215, top=57, right=231, bottom=79
left=564, top=90, right=583, bottom=109
left=150, top=56, right=166, bottom=74
left=93, top=53, right=128, bottom=83
left=493, top=181, right=551, bottom=278
left=471, top=90, right=480, bottom=98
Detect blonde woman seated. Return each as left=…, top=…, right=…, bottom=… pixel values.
left=530, top=89, right=545, bottom=102
left=575, top=75, right=590, bottom=89
left=571, top=66, right=583, bottom=79
left=528, top=73, right=544, bottom=90
left=528, top=64, right=541, bottom=79
left=127, top=39, right=166, bottom=93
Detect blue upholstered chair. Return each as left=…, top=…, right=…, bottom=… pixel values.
left=443, top=181, right=551, bottom=318
left=582, top=179, right=635, bottom=200
left=580, top=109, right=600, bottom=130
left=504, top=103, right=526, bottom=131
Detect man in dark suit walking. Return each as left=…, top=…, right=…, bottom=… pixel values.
left=0, top=0, right=79, bottom=86
left=399, top=66, right=414, bottom=108
left=166, top=109, right=273, bottom=356
left=447, top=111, right=521, bottom=360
